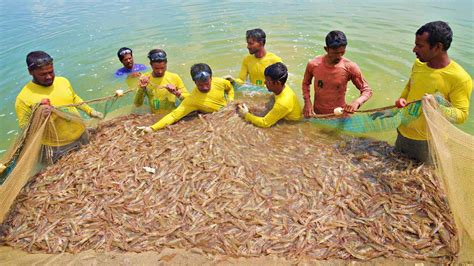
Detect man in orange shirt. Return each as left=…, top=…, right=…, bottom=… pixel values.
left=302, top=31, right=372, bottom=117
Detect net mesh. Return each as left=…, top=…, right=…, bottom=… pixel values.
left=0, top=87, right=472, bottom=263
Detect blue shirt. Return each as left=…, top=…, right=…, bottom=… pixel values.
left=115, top=64, right=147, bottom=77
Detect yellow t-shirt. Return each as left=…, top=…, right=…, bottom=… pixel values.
left=134, top=71, right=188, bottom=113
left=15, top=77, right=93, bottom=146
left=150, top=77, right=234, bottom=130
left=398, top=59, right=472, bottom=140
left=244, top=85, right=302, bottom=128
left=236, top=52, right=282, bottom=86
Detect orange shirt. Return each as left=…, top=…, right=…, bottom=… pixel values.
left=302, top=56, right=372, bottom=114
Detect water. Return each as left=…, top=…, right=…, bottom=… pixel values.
left=1, top=0, right=473, bottom=154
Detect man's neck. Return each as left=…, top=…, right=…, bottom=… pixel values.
left=427, top=52, right=450, bottom=69
left=254, top=48, right=267, bottom=59
left=274, top=85, right=285, bottom=95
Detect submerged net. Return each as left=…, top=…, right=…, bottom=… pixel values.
left=0, top=86, right=472, bottom=263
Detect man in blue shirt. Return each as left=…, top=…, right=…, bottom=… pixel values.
left=115, top=47, right=147, bottom=78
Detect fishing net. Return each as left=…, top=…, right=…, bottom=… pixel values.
left=0, top=85, right=472, bottom=263
left=424, top=99, right=474, bottom=263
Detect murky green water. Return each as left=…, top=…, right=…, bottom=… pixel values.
left=0, top=0, right=473, bottom=154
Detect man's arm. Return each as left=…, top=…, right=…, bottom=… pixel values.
left=15, top=98, right=32, bottom=129
left=443, top=78, right=472, bottom=123
left=302, top=62, right=315, bottom=118
left=244, top=102, right=290, bottom=128
left=150, top=101, right=196, bottom=131
left=235, top=57, right=248, bottom=85
left=224, top=80, right=235, bottom=101
left=133, top=87, right=146, bottom=107
left=347, top=64, right=372, bottom=112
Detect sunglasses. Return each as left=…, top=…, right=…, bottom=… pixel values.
left=148, top=51, right=167, bottom=62
left=193, top=71, right=210, bottom=82
left=119, top=49, right=132, bottom=56
left=28, top=56, right=54, bottom=69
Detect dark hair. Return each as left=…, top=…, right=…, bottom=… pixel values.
left=264, top=62, right=288, bottom=85
left=147, top=49, right=167, bottom=63
left=416, top=21, right=452, bottom=51
left=325, top=30, right=347, bottom=49
left=26, top=51, right=53, bottom=70
left=246, top=28, right=266, bottom=45
left=117, top=47, right=132, bottom=61
left=190, top=63, right=212, bottom=82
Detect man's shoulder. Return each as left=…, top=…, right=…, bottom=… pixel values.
left=307, top=56, right=324, bottom=67
left=449, top=60, right=472, bottom=82
left=341, top=58, right=361, bottom=72
left=133, top=64, right=147, bottom=71
left=265, top=52, right=282, bottom=61
left=213, top=77, right=231, bottom=86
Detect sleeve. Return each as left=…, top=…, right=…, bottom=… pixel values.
left=15, top=97, right=32, bottom=129
left=176, top=76, right=190, bottom=99
left=224, top=80, right=235, bottom=101
left=244, top=102, right=290, bottom=128
left=442, top=78, right=472, bottom=123
left=67, top=80, right=94, bottom=115
left=235, top=57, right=248, bottom=85
left=302, top=62, right=314, bottom=102
left=150, top=101, right=196, bottom=131
left=349, top=63, right=373, bottom=106
left=134, top=88, right=146, bottom=107
left=400, top=65, right=415, bottom=99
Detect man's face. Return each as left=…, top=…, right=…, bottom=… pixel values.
left=121, top=53, right=134, bottom=69
left=151, top=61, right=167, bottom=77
left=324, top=46, right=346, bottom=65
left=247, top=38, right=263, bottom=55
left=264, top=76, right=278, bottom=93
left=413, top=32, right=438, bottom=63
left=195, top=78, right=212, bottom=93
left=29, top=64, right=55, bottom=87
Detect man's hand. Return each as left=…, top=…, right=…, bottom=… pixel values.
left=40, top=98, right=52, bottom=117
left=422, top=94, right=438, bottom=107
left=370, top=110, right=396, bottom=120
left=222, top=75, right=235, bottom=83
left=139, top=75, right=150, bottom=89
left=137, top=126, right=154, bottom=133
left=344, top=102, right=360, bottom=113
left=237, top=103, right=249, bottom=117
left=129, top=72, right=141, bottom=78
left=90, top=110, right=104, bottom=119
left=165, top=84, right=181, bottom=98
left=303, top=101, right=315, bottom=118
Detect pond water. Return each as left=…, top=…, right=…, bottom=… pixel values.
left=0, top=0, right=472, bottom=153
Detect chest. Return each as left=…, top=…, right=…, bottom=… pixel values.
left=312, top=65, right=350, bottom=90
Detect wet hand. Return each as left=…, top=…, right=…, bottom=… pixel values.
left=139, top=75, right=150, bottom=89
left=237, top=103, right=249, bottom=117
left=303, top=102, right=315, bottom=118
left=39, top=99, right=52, bottom=117
left=222, top=75, right=235, bottom=83
left=90, top=110, right=104, bottom=119
left=129, top=72, right=141, bottom=78
left=344, top=102, right=360, bottom=113
left=422, top=94, right=438, bottom=107
left=136, top=126, right=154, bottom=133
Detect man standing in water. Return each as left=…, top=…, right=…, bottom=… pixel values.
left=225, top=28, right=282, bottom=87
left=115, top=47, right=147, bottom=88
left=237, top=62, right=301, bottom=127
left=302, top=31, right=372, bottom=116
left=392, top=21, right=472, bottom=162
left=137, top=63, right=234, bottom=132
left=15, top=51, right=104, bottom=163
left=134, top=49, right=188, bottom=113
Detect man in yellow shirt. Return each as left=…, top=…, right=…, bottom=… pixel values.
left=15, top=51, right=103, bottom=163
left=237, top=62, right=302, bottom=127
left=394, top=21, right=472, bottom=162
left=137, top=63, right=234, bottom=132
left=225, top=28, right=282, bottom=87
left=134, top=49, right=188, bottom=113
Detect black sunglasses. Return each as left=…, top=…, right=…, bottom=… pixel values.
left=148, top=51, right=167, bottom=62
